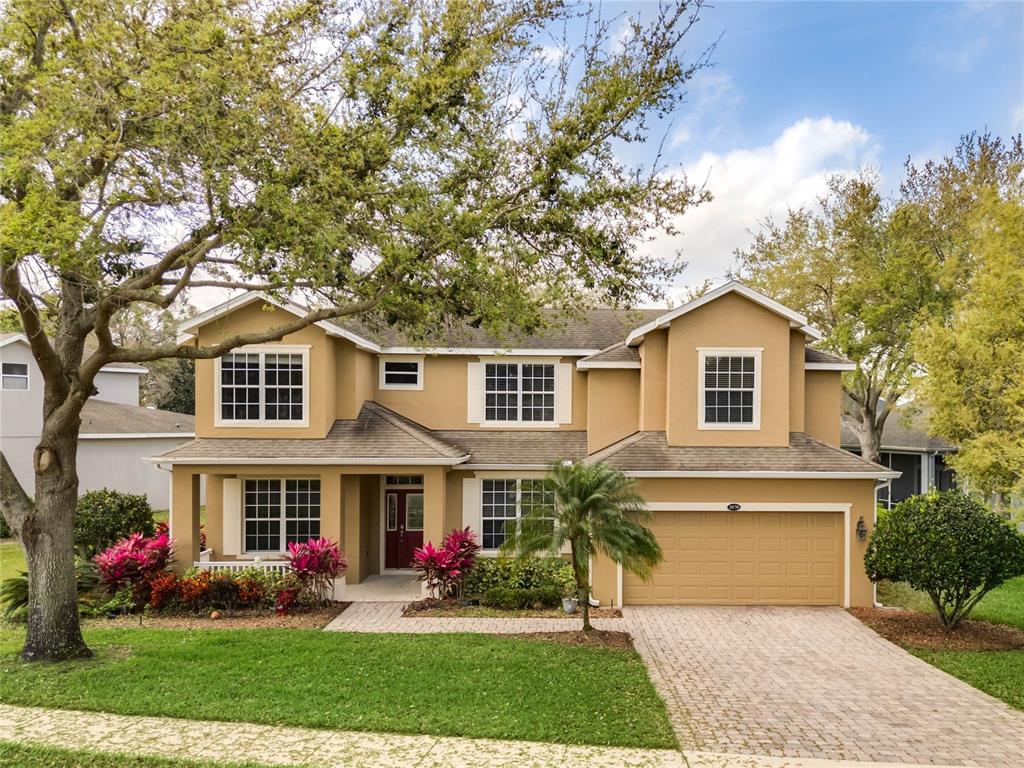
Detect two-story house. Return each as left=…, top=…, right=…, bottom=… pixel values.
left=1, top=332, right=194, bottom=508
left=154, top=281, right=898, bottom=607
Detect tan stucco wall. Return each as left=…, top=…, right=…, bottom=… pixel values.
left=586, top=369, right=640, bottom=453
left=373, top=354, right=588, bottom=431
left=639, top=330, right=667, bottom=431
left=665, top=293, right=791, bottom=447
left=335, top=343, right=376, bottom=420
left=789, top=331, right=806, bottom=433
left=194, top=300, right=337, bottom=438
left=805, top=370, right=843, bottom=446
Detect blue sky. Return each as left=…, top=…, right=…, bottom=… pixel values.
left=600, top=0, right=1024, bottom=300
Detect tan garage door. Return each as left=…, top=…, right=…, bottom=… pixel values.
left=624, top=510, right=844, bottom=605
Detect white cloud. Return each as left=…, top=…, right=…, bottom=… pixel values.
left=646, top=117, right=880, bottom=304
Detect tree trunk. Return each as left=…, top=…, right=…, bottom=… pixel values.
left=570, top=539, right=592, bottom=632
left=21, top=425, right=90, bottom=661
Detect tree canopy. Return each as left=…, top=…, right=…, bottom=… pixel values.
left=0, top=0, right=711, bottom=660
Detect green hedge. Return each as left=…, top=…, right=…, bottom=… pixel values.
left=75, top=489, right=155, bottom=556
left=465, top=556, right=575, bottom=596
left=480, top=586, right=563, bottom=609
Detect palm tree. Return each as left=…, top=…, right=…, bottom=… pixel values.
left=501, top=461, right=662, bottom=631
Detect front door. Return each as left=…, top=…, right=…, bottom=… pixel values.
left=385, top=490, right=424, bottom=569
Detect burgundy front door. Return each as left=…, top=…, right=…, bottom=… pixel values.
left=385, top=490, right=424, bottom=569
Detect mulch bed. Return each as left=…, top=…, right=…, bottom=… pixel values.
left=88, top=602, right=350, bottom=631
left=852, top=607, right=1024, bottom=651
left=403, top=598, right=623, bottom=619
left=509, top=630, right=634, bottom=650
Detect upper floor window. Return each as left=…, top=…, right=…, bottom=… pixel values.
left=379, top=356, right=423, bottom=390
left=217, top=346, right=308, bottom=426
left=1, top=362, right=29, bottom=390
left=698, top=349, right=761, bottom=430
left=485, top=362, right=554, bottom=422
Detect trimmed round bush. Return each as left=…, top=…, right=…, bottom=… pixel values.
left=75, top=489, right=155, bottom=555
left=865, top=490, right=1024, bottom=628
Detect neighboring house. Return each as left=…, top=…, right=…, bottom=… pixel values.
left=0, top=333, right=194, bottom=508
left=841, top=406, right=957, bottom=508
left=155, top=281, right=898, bottom=608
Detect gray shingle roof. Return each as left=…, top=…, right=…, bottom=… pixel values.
left=805, top=347, right=854, bottom=365
left=154, top=402, right=466, bottom=463
left=589, top=431, right=896, bottom=475
left=577, top=342, right=640, bottom=365
left=434, top=430, right=587, bottom=466
left=341, top=308, right=665, bottom=350
left=80, top=399, right=194, bottom=435
left=840, top=408, right=956, bottom=453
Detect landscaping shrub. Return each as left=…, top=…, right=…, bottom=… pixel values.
left=274, top=573, right=304, bottom=615
left=94, top=532, right=173, bottom=593
left=234, top=573, right=268, bottom=608
left=0, top=512, right=10, bottom=538
left=146, top=571, right=179, bottom=610
left=2, top=559, right=101, bottom=621
left=413, top=527, right=482, bottom=598
left=206, top=573, right=240, bottom=610
left=465, top=556, right=574, bottom=597
left=865, top=490, right=1024, bottom=628
left=285, top=537, right=346, bottom=604
left=75, top=489, right=155, bottom=556
left=481, top=585, right=562, bottom=610
left=177, top=570, right=212, bottom=612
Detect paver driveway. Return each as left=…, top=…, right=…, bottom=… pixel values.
left=626, top=606, right=1024, bottom=767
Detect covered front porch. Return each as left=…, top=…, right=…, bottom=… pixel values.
left=168, top=464, right=450, bottom=592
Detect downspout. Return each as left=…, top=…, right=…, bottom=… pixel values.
left=870, top=478, right=892, bottom=608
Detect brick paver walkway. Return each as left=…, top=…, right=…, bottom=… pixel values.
left=627, top=606, right=1024, bottom=767
left=325, top=601, right=624, bottom=633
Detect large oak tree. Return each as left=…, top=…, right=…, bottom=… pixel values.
left=0, top=0, right=710, bottom=660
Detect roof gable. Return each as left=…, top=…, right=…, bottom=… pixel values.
left=624, top=281, right=822, bottom=345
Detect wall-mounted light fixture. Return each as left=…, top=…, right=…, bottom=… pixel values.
left=856, top=516, right=867, bottom=541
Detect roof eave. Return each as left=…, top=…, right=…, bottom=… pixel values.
left=806, top=362, right=856, bottom=371
left=622, top=470, right=902, bottom=479
left=145, top=455, right=470, bottom=466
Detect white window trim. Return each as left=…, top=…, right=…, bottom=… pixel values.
left=697, top=347, right=762, bottom=431
left=482, top=360, right=556, bottom=427
left=242, top=477, right=321, bottom=555
left=1, top=362, right=30, bottom=391
left=478, top=475, right=555, bottom=554
left=379, top=355, right=424, bottom=391
left=214, top=344, right=310, bottom=428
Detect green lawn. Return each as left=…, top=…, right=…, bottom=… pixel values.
left=0, top=627, right=676, bottom=749
left=0, top=540, right=26, bottom=581
left=0, top=742, right=278, bottom=768
left=909, top=650, right=1024, bottom=710
left=875, top=578, right=1024, bottom=712
left=877, top=577, right=1024, bottom=630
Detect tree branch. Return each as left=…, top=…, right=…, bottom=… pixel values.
left=0, top=452, right=33, bottom=538
left=0, top=261, right=62, bottom=381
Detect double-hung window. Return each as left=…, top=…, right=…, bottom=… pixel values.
left=480, top=478, right=554, bottom=549
left=1, top=362, right=29, bottom=390
left=243, top=478, right=320, bottom=553
left=699, top=349, right=760, bottom=429
left=484, top=363, right=554, bottom=423
left=218, top=347, right=307, bottom=425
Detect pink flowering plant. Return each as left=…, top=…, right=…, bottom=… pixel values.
left=412, top=527, right=480, bottom=598
left=284, top=537, right=346, bottom=604
left=94, top=532, right=174, bottom=593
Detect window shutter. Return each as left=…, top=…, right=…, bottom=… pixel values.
left=554, top=363, right=573, bottom=425
left=222, top=478, right=242, bottom=556
left=466, top=362, right=484, bottom=424
left=462, top=478, right=481, bottom=536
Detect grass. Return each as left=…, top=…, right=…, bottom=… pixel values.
left=0, top=627, right=676, bottom=749
left=877, top=577, right=1024, bottom=630
left=0, top=540, right=26, bottom=581
left=909, top=650, right=1024, bottom=710
left=0, top=742, right=280, bottom=768
left=875, top=578, right=1024, bottom=712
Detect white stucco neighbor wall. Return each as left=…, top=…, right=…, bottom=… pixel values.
left=93, top=369, right=142, bottom=405
left=77, top=438, right=193, bottom=509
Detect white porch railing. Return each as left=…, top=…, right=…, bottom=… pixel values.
left=192, top=558, right=291, bottom=575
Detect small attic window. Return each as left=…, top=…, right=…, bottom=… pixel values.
left=380, top=357, right=423, bottom=390
left=1, top=362, right=29, bottom=390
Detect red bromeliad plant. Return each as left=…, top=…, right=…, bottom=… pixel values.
left=285, top=538, right=346, bottom=604
left=412, top=528, right=480, bottom=599
left=94, top=532, right=173, bottom=593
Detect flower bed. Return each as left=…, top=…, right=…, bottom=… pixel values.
left=403, top=597, right=622, bottom=619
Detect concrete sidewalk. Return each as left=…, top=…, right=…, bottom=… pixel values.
left=0, top=704, right=965, bottom=768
